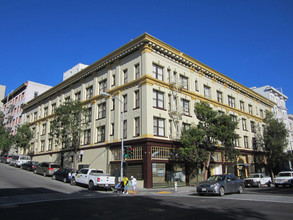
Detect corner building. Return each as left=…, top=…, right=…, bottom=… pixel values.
left=23, top=33, right=274, bottom=188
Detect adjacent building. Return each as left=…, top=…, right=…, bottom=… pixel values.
left=1, top=81, right=52, bottom=154
left=22, top=33, right=274, bottom=188
left=63, top=63, right=88, bottom=81
left=0, top=85, right=6, bottom=112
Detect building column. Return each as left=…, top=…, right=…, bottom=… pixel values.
left=143, top=142, right=152, bottom=188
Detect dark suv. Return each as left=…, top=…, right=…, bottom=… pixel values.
left=34, top=162, right=61, bottom=177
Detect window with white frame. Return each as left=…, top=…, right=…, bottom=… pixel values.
left=97, top=126, right=105, bottom=143
left=123, top=95, right=127, bottom=112
left=181, top=99, right=190, bottom=115
left=99, top=80, right=107, bottom=95
left=248, top=104, right=253, bottom=114
left=75, top=92, right=81, bottom=101
left=153, top=90, right=164, bottom=109
left=204, top=85, right=211, bottom=99
left=217, top=91, right=223, bottom=103
left=180, top=75, right=188, bottom=90
left=240, top=101, right=244, bottom=111
left=86, top=107, right=92, bottom=123
left=244, top=136, right=249, bottom=148
left=84, top=129, right=91, bottom=145
left=135, top=64, right=140, bottom=79
left=134, top=90, right=140, bottom=109
left=168, top=95, right=171, bottom=111
left=152, top=64, right=163, bottom=81
left=86, top=86, right=93, bottom=99
left=153, top=117, right=165, bottom=136
left=98, top=103, right=106, bottom=119
left=242, top=118, right=247, bottom=131
left=134, top=117, right=140, bottom=136
left=123, top=120, right=127, bottom=139
left=228, top=96, right=235, bottom=108
left=123, top=69, right=128, bottom=84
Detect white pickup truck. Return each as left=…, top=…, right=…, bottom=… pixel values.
left=70, top=168, right=115, bottom=190
left=244, top=173, right=272, bottom=187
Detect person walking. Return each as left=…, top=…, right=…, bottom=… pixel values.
left=122, top=175, right=129, bottom=194
left=131, top=176, right=137, bottom=194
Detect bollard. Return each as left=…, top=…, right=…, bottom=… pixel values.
left=174, top=181, right=177, bottom=192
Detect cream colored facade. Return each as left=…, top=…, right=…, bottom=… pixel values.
left=22, top=33, right=274, bottom=188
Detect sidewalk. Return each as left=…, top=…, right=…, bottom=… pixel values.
left=129, top=186, right=196, bottom=194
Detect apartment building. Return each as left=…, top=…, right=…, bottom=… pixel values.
left=0, top=85, right=6, bottom=112
left=22, top=33, right=274, bottom=188
left=2, top=81, right=52, bottom=154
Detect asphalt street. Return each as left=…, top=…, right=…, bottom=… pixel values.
left=1, top=162, right=293, bottom=220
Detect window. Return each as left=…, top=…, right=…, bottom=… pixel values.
left=51, top=103, right=56, bottom=114
left=248, top=104, right=253, bottom=114
left=181, top=99, right=190, bottom=115
left=41, top=141, right=45, bottom=152
left=135, top=64, right=140, bottom=79
left=75, top=92, right=81, bottom=101
left=233, top=138, right=240, bottom=147
left=86, top=86, right=93, bottom=99
left=44, top=107, right=48, bottom=117
left=182, top=123, right=190, bottom=130
left=152, top=64, right=163, bottom=81
left=123, top=120, right=127, bottom=139
left=251, top=121, right=256, bottom=133
left=97, top=126, right=105, bottom=143
left=65, top=96, right=70, bottom=102
left=134, top=117, right=140, bottom=136
left=86, top=107, right=92, bottom=123
left=42, top=124, right=46, bottom=136
left=240, top=101, right=244, bottom=111
left=112, top=98, right=115, bottom=111
left=260, top=109, right=264, bottom=118
left=169, top=120, right=172, bottom=137
left=123, top=95, right=127, bottom=112
left=244, top=136, right=249, bottom=148
left=110, top=123, right=114, bottom=136
left=153, top=117, right=165, bottom=136
left=134, top=90, right=140, bottom=109
left=112, top=73, right=116, bottom=86
left=217, top=91, right=223, bottom=103
left=242, top=118, right=247, bottom=131
left=123, top=69, right=128, bottom=84
left=195, top=80, right=199, bottom=92
left=33, top=112, right=37, bottom=121
left=84, top=129, right=91, bottom=145
left=252, top=137, right=257, bottom=149
left=168, top=95, right=171, bottom=111
left=48, top=139, right=53, bottom=151
left=98, top=103, right=106, bottom=119
left=204, top=85, right=211, bottom=98
left=180, top=75, right=188, bottom=90
left=231, top=115, right=238, bottom=127
left=174, top=96, right=177, bottom=111
left=153, top=90, right=164, bottom=109
left=167, top=69, right=171, bottom=83
left=228, top=96, right=235, bottom=108
left=99, top=80, right=107, bottom=94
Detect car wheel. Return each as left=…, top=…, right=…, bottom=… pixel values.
left=198, top=193, right=205, bottom=196
left=257, top=182, right=261, bottom=188
left=88, top=181, right=94, bottom=191
left=267, top=182, right=271, bottom=187
left=63, top=178, right=67, bottom=183
left=52, top=175, right=56, bottom=180
left=219, top=187, right=225, bottom=196
left=71, top=177, right=76, bottom=185
left=43, top=172, right=47, bottom=177
left=238, top=185, right=244, bottom=194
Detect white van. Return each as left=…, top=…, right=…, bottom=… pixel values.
left=15, top=155, right=31, bottom=167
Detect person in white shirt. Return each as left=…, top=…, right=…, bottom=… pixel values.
left=131, top=176, right=137, bottom=194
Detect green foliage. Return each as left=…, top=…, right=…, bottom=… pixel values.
left=50, top=101, right=89, bottom=168
left=14, top=123, right=33, bottom=150
left=0, top=118, right=13, bottom=153
left=179, top=101, right=239, bottom=182
left=259, top=111, right=289, bottom=175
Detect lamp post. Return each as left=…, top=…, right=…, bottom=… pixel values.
left=102, top=92, right=124, bottom=181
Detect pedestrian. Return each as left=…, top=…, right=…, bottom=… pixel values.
left=122, top=175, right=129, bottom=194
left=131, top=176, right=137, bottom=194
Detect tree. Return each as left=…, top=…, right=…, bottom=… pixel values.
left=14, top=123, right=33, bottom=153
left=179, top=101, right=239, bottom=184
left=256, top=111, right=289, bottom=179
left=50, top=101, right=89, bottom=169
left=0, top=113, right=13, bottom=154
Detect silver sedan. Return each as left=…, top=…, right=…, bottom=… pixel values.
left=196, top=174, right=245, bottom=196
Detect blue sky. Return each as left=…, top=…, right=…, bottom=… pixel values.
left=1, top=0, right=293, bottom=113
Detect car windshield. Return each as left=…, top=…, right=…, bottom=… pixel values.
left=207, top=175, right=226, bottom=182
left=277, top=172, right=292, bottom=177
left=248, top=174, right=260, bottom=178
left=91, top=170, right=103, bottom=174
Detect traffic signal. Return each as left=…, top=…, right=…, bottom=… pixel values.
left=124, top=146, right=133, bottom=159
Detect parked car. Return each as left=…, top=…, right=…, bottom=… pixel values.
left=244, top=173, right=272, bottom=187
left=52, top=168, right=76, bottom=183
left=71, top=168, right=116, bottom=190
left=21, top=161, right=39, bottom=171
left=274, top=171, right=293, bottom=188
left=4, top=155, right=13, bottom=164
left=197, top=174, right=245, bottom=196
left=9, top=155, right=20, bottom=166
left=0, top=154, right=7, bottom=163
left=34, top=162, right=61, bottom=177
left=14, top=155, right=31, bottom=167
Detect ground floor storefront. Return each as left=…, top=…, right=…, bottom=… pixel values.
left=31, top=138, right=268, bottom=188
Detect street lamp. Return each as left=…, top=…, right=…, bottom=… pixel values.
left=101, top=92, right=124, bottom=181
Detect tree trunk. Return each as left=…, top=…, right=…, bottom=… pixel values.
left=185, top=163, right=190, bottom=186
left=204, top=152, right=211, bottom=180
